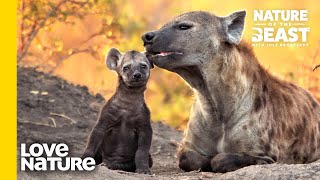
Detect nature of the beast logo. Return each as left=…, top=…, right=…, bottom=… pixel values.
left=252, top=10, right=310, bottom=47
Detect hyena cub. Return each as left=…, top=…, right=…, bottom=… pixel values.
left=82, top=48, right=154, bottom=174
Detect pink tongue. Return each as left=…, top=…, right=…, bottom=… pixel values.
left=159, top=52, right=172, bottom=56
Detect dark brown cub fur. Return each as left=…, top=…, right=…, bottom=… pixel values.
left=82, top=48, right=154, bottom=174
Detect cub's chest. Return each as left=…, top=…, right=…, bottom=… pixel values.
left=108, top=108, right=147, bottom=132
left=107, top=120, right=138, bottom=139
left=116, top=108, right=147, bottom=126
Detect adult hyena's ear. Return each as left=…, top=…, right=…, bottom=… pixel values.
left=106, top=48, right=122, bottom=71
left=221, top=10, right=246, bottom=45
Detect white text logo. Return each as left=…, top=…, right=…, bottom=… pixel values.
left=252, top=10, right=310, bottom=47
left=21, top=143, right=95, bottom=171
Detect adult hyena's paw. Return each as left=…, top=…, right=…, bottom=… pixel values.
left=211, top=153, right=272, bottom=173
left=178, top=149, right=212, bottom=172
left=135, top=168, right=151, bottom=174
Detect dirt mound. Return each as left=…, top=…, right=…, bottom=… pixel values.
left=17, top=67, right=320, bottom=179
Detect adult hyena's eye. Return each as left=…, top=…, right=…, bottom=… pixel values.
left=178, top=23, right=193, bottom=30
left=123, top=66, right=129, bottom=71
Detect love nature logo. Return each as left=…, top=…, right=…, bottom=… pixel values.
left=252, top=10, right=310, bottom=47
left=20, top=143, right=95, bottom=171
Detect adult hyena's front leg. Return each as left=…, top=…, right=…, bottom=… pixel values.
left=211, top=153, right=275, bottom=173
left=178, top=147, right=212, bottom=172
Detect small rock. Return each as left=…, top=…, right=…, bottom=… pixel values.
left=30, top=90, right=39, bottom=94
left=41, top=91, right=48, bottom=95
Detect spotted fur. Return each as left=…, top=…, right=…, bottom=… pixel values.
left=142, top=10, right=320, bottom=172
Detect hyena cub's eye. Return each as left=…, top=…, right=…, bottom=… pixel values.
left=178, top=23, right=193, bottom=30
left=140, top=64, right=147, bottom=69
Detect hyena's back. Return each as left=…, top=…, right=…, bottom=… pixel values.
left=248, top=63, right=320, bottom=164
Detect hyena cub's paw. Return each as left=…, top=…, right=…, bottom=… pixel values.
left=135, top=168, right=151, bottom=174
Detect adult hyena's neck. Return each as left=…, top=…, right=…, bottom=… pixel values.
left=175, top=42, right=271, bottom=121
left=173, top=66, right=206, bottom=91
left=173, top=66, right=222, bottom=121
left=212, top=42, right=272, bottom=119
left=218, top=42, right=263, bottom=94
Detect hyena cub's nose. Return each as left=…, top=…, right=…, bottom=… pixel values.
left=142, top=32, right=156, bottom=45
left=133, top=72, right=142, bottom=79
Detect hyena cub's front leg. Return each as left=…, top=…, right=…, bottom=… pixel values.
left=82, top=120, right=107, bottom=159
left=178, top=147, right=212, bottom=172
left=134, top=127, right=153, bottom=174
left=211, top=153, right=275, bottom=173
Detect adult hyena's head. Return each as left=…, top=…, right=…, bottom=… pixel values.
left=142, top=10, right=246, bottom=70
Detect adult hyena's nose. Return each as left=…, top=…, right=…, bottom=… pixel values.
left=141, top=32, right=156, bottom=46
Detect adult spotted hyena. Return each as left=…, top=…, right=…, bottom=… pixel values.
left=141, top=10, right=320, bottom=172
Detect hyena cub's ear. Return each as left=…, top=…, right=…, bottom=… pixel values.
left=149, top=59, right=154, bottom=69
left=221, top=10, right=246, bottom=45
left=106, top=48, right=122, bottom=71
left=143, top=52, right=154, bottom=69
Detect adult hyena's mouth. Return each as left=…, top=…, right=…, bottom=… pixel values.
left=147, top=51, right=183, bottom=58
left=153, top=51, right=182, bottom=57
